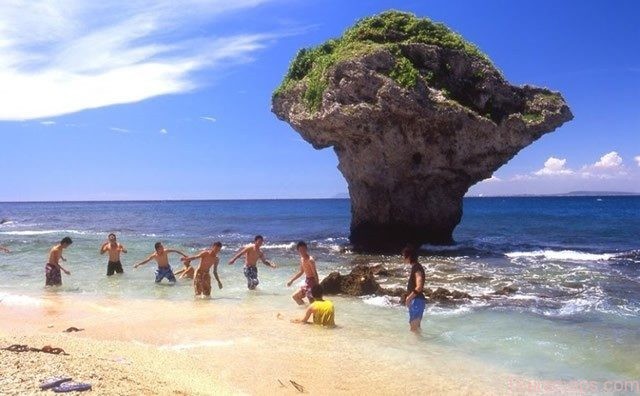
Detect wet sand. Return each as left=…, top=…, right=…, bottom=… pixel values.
left=0, top=294, right=517, bottom=395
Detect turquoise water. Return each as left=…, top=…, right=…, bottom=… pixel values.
left=0, top=198, right=639, bottom=385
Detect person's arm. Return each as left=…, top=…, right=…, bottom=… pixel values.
left=228, top=247, right=248, bottom=265
left=99, top=242, right=109, bottom=255
left=166, top=249, right=188, bottom=258
left=57, top=262, right=71, bottom=275
left=259, top=251, right=277, bottom=268
left=134, top=254, right=155, bottom=268
left=405, top=271, right=424, bottom=307
left=213, top=261, right=222, bottom=289
left=182, top=252, right=205, bottom=262
left=287, top=267, right=304, bottom=287
left=311, top=258, right=319, bottom=280
left=292, top=305, right=315, bottom=324
left=119, top=244, right=127, bottom=254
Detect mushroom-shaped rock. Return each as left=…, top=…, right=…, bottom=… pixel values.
left=272, top=11, right=573, bottom=253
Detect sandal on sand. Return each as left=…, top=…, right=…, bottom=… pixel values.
left=39, top=377, right=72, bottom=390
left=52, top=381, right=92, bottom=393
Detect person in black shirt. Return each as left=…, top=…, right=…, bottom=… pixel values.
left=403, top=245, right=426, bottom=332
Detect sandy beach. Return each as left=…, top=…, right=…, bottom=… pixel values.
left=0, top=294, right=520, bottom=395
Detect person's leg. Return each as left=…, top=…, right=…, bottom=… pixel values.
left=107, top=262, right=115, bottom=276
left=408, top=298, right=425, bottom=332
left=166, top=267, right=176, bottom=283
left=203, top=274, right=211, bottom=297
left=243, top=267, right=252, bottom=289
left=115, top=261, right=124, bottom=274
left=155, top=268, right=163, bottom=283
left=251, top=267, right=259, bottom=289
left=292, top=289, right=305, bottom=305
left=194, top=274, right=202, bottom=296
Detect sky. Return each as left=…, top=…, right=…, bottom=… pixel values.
left=0, top=0, right=638, bottom=201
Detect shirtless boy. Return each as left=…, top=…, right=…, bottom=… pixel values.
left=100, top=233, right=127, bottom=276
left=287, top=241, right=319, bottom=305
left=0, top=246, right=9, bottom=253
left=182, top=241, right=223, bottom=297
left=133, top=242, right=187, bottom=283
left=45, top=237, right=72, bottom=286
left=228, top=235, right=276, bottom=290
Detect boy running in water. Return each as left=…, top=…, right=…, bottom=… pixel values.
left=45, top=237, right=73, bottom=286
left=287, top=241, right=319, bottom=305
left=228, top=235, right=276, bottom=290
left=133, top=242, right=187, bottom=284
left=99, top=233, right=127, bottom=276
left=182, top=241, right=223, bottom=297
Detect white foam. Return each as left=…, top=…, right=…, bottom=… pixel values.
left=0, top=229, right=90, bottom=236
left=505, top=250, right=615, bottom=261
left=261, top=243, right=296, bottom=250
left=0, top=292, right=43, bottom=307
left=361, top=295, right=400, bottom=307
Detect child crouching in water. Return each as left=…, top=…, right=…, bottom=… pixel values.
left=291, top=284, right=335, bottom=327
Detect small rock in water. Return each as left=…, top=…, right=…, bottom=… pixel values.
left=493, top=286, right=518, bottom=295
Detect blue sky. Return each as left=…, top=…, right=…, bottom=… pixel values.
left=0, top=0, right=638, bottom=201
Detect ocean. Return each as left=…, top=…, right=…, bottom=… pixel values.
left=1, top=197, right=639, bottom=385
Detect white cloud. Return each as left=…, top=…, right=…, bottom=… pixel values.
left=159, top=128, right=167, bottom=134
left=635, top=156, right=640, bottom=167
left=581, top=151, right=627, bottom=179
left=200, top=116, right=217, bottom=122
left=110, top=127, right=129, bottom=133
left=0, top=1, right=279, bottom=120
left=481, top=175, right=502, bottom=183
left=534, top=157, right=574, bottom=176
left=40, top=120, right=56, bottom=126
left=592, top=151, right=623, bottom=169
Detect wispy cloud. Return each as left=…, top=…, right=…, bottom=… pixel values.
left=40, top=120, right=56, bottom=126
left=0, top=0, right=280, bottom=121
left=200, top=116, right=217, bottom=123
left=635, top=155, right=640, bottom=167
left=110, top=127, right=130, bottom=133
left=159, top=128, right=168, bottom=134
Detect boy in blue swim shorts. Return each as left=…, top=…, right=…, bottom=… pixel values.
left=229, top=235, right=277, bottom=290
left=134, top=242, right=188, bottom=284
left=402, top=245, right=427, bottom=332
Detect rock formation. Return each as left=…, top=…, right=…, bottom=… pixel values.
left=272, top=11, right=573, bottom=253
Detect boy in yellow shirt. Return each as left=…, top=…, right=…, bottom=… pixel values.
left=291, top=284, right=335, bottom=327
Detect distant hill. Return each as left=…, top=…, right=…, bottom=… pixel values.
left=557, top=191, right=640, bottom=196
left=470, top=191, right=640, bottom=198
left=332, top=192, right=350, bottom=199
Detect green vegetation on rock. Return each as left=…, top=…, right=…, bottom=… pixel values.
left=273, top=10, right=492, bottom=110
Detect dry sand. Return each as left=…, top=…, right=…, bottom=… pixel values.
left=0, top=295, right=517, bottom=395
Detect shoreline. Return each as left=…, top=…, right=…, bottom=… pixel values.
left=1, top=293, right=518, bottom=395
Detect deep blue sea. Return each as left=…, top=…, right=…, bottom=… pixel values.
left=1, top=197, right=639, bottom=384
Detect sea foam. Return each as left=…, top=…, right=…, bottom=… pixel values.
left=505, top=250, right=615, bottom=261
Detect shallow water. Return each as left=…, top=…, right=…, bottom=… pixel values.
left=0, top=197, right=639, bottom=386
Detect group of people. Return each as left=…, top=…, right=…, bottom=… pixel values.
left=1, top=234, right=427, bottom=331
